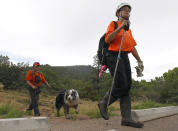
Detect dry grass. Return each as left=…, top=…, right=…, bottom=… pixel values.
left=0, top=88, right=173, bottom=119
left=0, top=83, right=4, bottom=89
left=79, top=100, right=120, bottom=114
left=0, top=89, right=121, bottom=119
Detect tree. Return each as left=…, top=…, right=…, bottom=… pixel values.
left=91, top=55, right=101, bottom=94
left=0, top=55, right=29, bottom=89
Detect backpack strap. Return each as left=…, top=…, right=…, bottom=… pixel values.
left=105, top=21, right=118, bottom=44
left=113, top=21, right=118, bottom=30
left=32, top=70, right=42, bottom=82
left=32, top=70, right=34, bottom=76
left=32, top=70, right=41, bottom=76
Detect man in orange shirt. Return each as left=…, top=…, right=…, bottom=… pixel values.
left=25, top=62, right=51, bottom=116
left=98, top=3, right=144, bottom=128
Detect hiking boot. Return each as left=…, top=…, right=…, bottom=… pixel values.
left=98, top=101, right=109, bottom=120
left=98, top=91, right=116, bottom=120
left=34, top=106, right=40, bottom=117
left=34, top=113, right=40, bottom=116
left=121, top=120, right=144, bottom=128
left=26, top=103, right=33, bottom=111
left=120, top=95, right=144, bottom=128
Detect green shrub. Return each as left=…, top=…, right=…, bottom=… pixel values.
left=0, top=104, right=11, bottom=115
left=4, top=110, right=24, bottom=118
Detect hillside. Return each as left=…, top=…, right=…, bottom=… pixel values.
left=51, top=65, right=94, bottom=80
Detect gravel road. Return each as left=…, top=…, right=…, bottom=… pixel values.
left=50, top=114, right=178, bottom=131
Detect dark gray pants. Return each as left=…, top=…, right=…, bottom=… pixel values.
left=105, top=51, right=132, bottom=120
left=106, top=51, right=131, bottom=99
left=28, top=86, right=40, bottom=115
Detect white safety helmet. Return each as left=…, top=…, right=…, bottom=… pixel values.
left=117, top=2, right=131, bottom=12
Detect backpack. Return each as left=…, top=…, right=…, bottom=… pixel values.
left=32, top=70, right=42, bottom=94
left=97, top=21, right=118, bottom=65
left=32, top=70, right=42, bottom=84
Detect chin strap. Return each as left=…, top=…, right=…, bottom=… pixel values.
left=119, top=14, right=130, bottom=31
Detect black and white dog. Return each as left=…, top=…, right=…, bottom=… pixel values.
left=55, top=89, right=79, bottom=119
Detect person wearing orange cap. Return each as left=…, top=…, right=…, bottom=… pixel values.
left=98, top=3, right=144, bottom=128
left=25, top=62, right=51, bottom=116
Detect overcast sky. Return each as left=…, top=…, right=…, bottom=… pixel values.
left=0, top=0, right=178, bottom=81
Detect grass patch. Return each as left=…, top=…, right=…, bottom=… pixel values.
left=109, top=105, right=120, bottom=111
left=79, top=100, right=119, bottom=119
left=3, top=90, right=175, bottom=119
left=0, top=104, right=26, bottom=118
left=24, top=110, right=33, bottom=115
left=0, top=104, right=11, bottom=115
left=85, top=108, right=118, bottom=119
left=86, top=110, right=101, bottom=118
left=54, top=100, right=120, bottom=119
left=132, top=101, right=171, bottom=109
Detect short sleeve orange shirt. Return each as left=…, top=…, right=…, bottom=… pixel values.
left=25, top=70, right=46, bottom=87
left=105, top=21, right=137, bottom=52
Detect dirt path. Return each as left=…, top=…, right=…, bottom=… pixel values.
left=50, top=114, right=178, bottom=131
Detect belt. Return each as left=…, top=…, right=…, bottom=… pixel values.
left=107, top=51, right=129, bottom=55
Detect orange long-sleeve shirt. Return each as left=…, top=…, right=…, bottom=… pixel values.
left=25, top=70, right=46, bottom=87
left=105, top=21, right=136, bottom=52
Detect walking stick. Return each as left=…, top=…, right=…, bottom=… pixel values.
left=107, top=29, right=126, bottom=108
